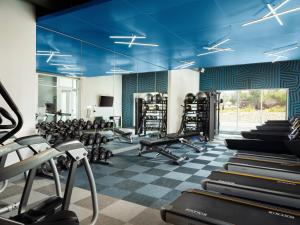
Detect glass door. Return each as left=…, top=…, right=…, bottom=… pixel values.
left=219, top=89, right=288, bottom=133
left=238, top=90, right=261, bottom=131
left=219, top=91, right=238, bottom=131
left=262, top=89, right=287, bottom=123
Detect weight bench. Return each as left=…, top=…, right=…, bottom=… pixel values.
left=112, top=128, right=133, bottom=144
left=139, top=132, right=206, bottom=164
left=167, top=132, right=206, bottom=153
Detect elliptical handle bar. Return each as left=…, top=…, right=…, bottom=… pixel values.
left=0, top=82, right=23, bottom=143
left=0, top=107, right=17, bottom=129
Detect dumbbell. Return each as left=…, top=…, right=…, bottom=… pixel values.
left=85, top=120, right=93, bottom=130
left=98, top=120, right=105, bottom=129
left=72, top=119, right=78, bottom=125
left=57, top=120, right=64, bottom=126
left=57, top=155, right=71, bottom=170
left=106, top=150, right=113, bottom=158
left=87, top=134, right=95, bottom=146
left=185, top=105, right=192, bottom=111
left=93, top=120, right=100, bottom=129
left=101, top=136, right=108, bottom=144
left=79, top=134, right=90, bottom=146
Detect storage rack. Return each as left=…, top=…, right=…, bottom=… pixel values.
left=180, top=91, right=221, bottom=140
left=139, top=98, right=167, bottom=137
left=182, top=98, right=209, bottom=134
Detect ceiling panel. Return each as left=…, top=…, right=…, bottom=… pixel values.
left=37, top=0, right=300, bottom=76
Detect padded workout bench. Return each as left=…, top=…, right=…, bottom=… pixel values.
left=139, top=132, right=206, bottom=164
left=111, top=128, right=133, bottom=144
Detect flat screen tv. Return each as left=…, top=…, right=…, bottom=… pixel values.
left=99, top=96, right=114, bottom=107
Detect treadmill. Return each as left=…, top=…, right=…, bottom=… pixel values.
left=202, top=170, right=300, bottom=209
left=225, top=156, right=300, bottom=181
left=161, top=189, right=300, bottom=225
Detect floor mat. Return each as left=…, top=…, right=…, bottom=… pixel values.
left=71, top=134, right=236, bottom=209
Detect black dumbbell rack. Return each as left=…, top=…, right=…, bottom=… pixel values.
left=180, top=92, right=221, bottom=140
left=140, top=99, right=168, bottom=137
left=181, top=98, right=209, bottom=135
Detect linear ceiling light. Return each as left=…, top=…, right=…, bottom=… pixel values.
left=110, top=34, right=158, bottom=47
left=174, top=61, right=195, bottom=69
left=50, top=63, right=77, bottom=67
left=109, top=35, right=146, bottom=39
left=264, top=45, right=298, bottom=63
left=59, top=67, right=81, bottom=71
left=266, top=4, right=283, bottom=25
left=264, top=0, right=290, bottom=18
left=206, top=38, right=231, bottom=51
left=114, top=42, right=159, bottom=47
left=106, top=68, right=133, bottom=74
left=198, top=38, right=234, bottom=57
left=242, top=0, right=300, bottom=27
left=46, top=52, right=54, bottom=63
left=197, top=49, right=233, bottom=56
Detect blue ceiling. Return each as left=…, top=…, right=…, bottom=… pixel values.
left=36, top=0, right=300, bottom=77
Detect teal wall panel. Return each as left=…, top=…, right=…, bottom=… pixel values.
left=200, top=60, right=300, bottom=117
left=122, top=71, right=168, bottom=127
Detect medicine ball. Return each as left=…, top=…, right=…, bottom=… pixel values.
left=185, top=93, right=195, bottom=104
left=144, top=93, right=153, bottom=103
left=152, top=93, right=162, bottom=103
left=195, top=91, right=207, bottom=103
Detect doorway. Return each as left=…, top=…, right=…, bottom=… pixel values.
left=219, top=89, right=288, bottom=133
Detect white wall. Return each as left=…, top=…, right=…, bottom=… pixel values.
left=0, top=0, right=36, bottom=136
left=80, top=75, right=122, bottom=119
left=0, top=0, right=36, bottom=164
left=167, top=69, right=200, bottom=133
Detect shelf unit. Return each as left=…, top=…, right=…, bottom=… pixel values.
left=139, top=99, right=167, bottom=136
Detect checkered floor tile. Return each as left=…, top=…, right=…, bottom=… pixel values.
left=70, top=134, right=235, bottom=209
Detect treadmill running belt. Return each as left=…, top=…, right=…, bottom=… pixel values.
left=228, top=157, right=300, bottom=173
left=161, top=189, right=300, bottom=225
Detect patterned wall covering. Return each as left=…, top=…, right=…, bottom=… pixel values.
left=122, top=71, right=168, bottom=127
left=200, top=60, right=300, bottom=117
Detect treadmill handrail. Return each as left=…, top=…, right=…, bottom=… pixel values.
left=0, top=148, right=61, bottom=182
left=0, top=82, right=23, bottom=143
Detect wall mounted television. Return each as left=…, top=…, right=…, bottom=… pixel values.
left=99, top=96, right=114, bottom=107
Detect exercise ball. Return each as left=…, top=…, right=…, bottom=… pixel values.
left=185, top=93, right=195, bottom=103
left=144, top=93, right=153, bottom=103
left=195, top=91, right=207, bottom=103
left=153, top=93, right=162, bottom=103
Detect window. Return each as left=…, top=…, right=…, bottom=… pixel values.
left=38, top=74, right=80, bottom=122
left=219, top=89, right=288, bottom=132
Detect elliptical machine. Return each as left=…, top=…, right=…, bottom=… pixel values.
left=0, top=81, right=99, bottom=225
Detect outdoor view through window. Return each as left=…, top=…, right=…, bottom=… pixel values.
left=219, top=89, right=288, bottom=132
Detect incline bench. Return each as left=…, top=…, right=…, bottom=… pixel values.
left=139, top=132, right=206, bottom=164
left=111, top=128, right=133, bottom=144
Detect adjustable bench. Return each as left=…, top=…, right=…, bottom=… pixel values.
left=139, top=132, right=206, bottom=164
left=112, top=128, right=133, bottom=144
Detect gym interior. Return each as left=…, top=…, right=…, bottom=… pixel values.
left=1, top=0, right=300, bottom=224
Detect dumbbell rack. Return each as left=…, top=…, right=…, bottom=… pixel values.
left=182, top=99, right=209, bottom=135
left=140, top=99, right=168, bottom=137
